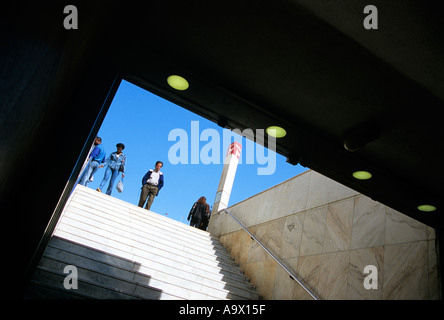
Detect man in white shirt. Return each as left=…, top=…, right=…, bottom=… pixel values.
left=138, top=161, right=164, bottom=210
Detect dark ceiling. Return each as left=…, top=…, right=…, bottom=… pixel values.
left=118, top=0, right=444, bottom=227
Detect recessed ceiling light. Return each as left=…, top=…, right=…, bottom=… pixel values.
left=167, top=75, right=189, bottom=90
left=352, top=171, right=372, bottom=180
left=417, top=204, right=437, bottom=212
left=266, top=126, right=286, bottom=138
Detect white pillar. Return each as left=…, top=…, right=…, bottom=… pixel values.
left=212, top=142, right=242, bottom=214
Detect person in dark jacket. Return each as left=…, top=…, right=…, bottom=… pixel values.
left=138, top=161, right=164, bottom=210
left=187, top=196, right=208, bottom=228
left=199, top=204, right=211, bottom=231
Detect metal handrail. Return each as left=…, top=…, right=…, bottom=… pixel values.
left=219, top=208, right=319, bottom=300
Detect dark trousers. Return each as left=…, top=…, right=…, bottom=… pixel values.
left=138, top=184, right=158, bottom=210
left=190, top=218, right=202, bottom=228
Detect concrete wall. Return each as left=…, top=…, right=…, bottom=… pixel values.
left=208, top=170, right=440, bottom=300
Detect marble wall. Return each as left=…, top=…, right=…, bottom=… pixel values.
left=208, top=170, right=440, bottom=300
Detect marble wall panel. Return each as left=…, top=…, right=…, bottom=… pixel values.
left=281, top=213, right=305, bottom=260
left=244, top=260, right=277, bottom=299
left=428, top=239, right=440, bottom=300
left=306, top=171, right=358, bottom=210
left=254, top=189, right=276, bottom=224
left=306, top=171, right=331, bottom=210
left=351, top=195, right=386, bottom=249
left=247, top=224, right=273, bottom=264
left=383, top=241, right=428, bottom=300
left=268, top=183, right=288, bottom=222
left=220, top=230, right=252, bottom=268
left=292, top=284, right=315, bottom=300
left=323, top=199, right=354, bottom=253
left=246, top=219, right=285, bottom=263
left=427, top=226, right=436, bottom=240
left=300, top=207, right=327, bottom=256
left=210, top=170, right=438, bottom=300
left=294, top=254, right=322, bottom=298
left=385, top=207, right=428, bottom=245
left=318, top=251, right=350, bottom=299
left=347, top=247, right=384, bottom=299
left=283, top=171, right=310, bottom=215
left=272, top=266, right=296, bottom=300
left=266, top=219, right=286, bottom=257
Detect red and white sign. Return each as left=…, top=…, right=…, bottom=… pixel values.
left=227, top=142, right=242, bottom=159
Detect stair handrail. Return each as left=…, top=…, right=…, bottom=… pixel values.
left=219, top=208, right=319, bottom=300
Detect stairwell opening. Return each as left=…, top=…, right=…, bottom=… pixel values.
left=68, top=78, right=307, bottom=224
left=26, top=77, right=305, bottom=299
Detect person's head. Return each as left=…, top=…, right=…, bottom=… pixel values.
left=116, top=143, right=125, bottom=153
left=197, top=196, right=206, bottom=204
left=154, top=161, right=163, bottom=171
left=94, top=137, right=102, bottom=145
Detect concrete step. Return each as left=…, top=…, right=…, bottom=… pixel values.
left=69, top=187, right=232, bottom=256
left=62, top=194, right=236, bottom=265
left=55, top=205, right=248, bottom=279
left=50, top=229, right=251, bottom=287
left=46, top=236, right=257, bottom=298
left=25, top=185, right=259, bottom=300
left=64, top=187, right=247, bottom=272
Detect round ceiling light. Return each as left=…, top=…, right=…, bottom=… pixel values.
left=352, top=171, right=372, bottom=180
left=417, top=204, right=437, bottom=212
left=266, top=126, right=287, bottom=138
left=167, top=75, right=189, bottom=90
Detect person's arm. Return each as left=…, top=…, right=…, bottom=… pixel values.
left=120, top=155, right=126, bottom=177
left=99, top=154, right=111, bottom=168
left=89, top=146, right=100, bottom=159
left=187, top=203, right=197, bottom=221
left=156, top=174, right=164, bottom=195
left=142, top=171, right=150, bottom=186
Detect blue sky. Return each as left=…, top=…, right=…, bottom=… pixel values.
left=80, top=80, right=307, bottom=224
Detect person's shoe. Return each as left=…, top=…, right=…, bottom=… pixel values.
left=96, top=188, right=102, bottom=192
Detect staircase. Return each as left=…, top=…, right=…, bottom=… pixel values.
left=24, top=185, right=259, bottom=300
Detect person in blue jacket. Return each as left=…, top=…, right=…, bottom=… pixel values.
left=96, top=143, right=126, bottom=196
left=78, top=137, right=106, bottom=186
left=138, top=161, right=164, bottom=210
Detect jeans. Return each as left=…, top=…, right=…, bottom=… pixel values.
left=99, top=166, right=121, bottom=195
left=79, top=160, right=100, bottom=186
